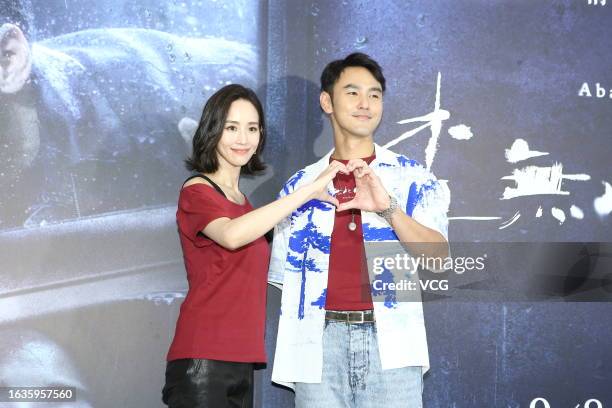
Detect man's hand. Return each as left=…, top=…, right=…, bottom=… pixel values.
left=336, top=159, right=390, bottom=212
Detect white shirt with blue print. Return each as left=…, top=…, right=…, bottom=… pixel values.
left=268, top=143, right=450, bottom=388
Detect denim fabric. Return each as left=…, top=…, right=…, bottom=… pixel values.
left=295, top=321, right=423, bottom=408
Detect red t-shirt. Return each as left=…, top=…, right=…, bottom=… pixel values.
left=325, top=154, right=375, bottom=311
left=166, top=183, right=270, bottom=363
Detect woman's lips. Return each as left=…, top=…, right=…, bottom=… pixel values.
left=231, top=148, right=251, bottom=155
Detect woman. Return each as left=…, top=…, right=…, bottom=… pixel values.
left=162, top=84, right=345, bottom=407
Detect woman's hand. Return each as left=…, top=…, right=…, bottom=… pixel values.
left=304, top=160, right=348, bottom=207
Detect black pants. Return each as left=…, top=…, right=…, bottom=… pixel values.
left=162, top=359, right=254, bottom=408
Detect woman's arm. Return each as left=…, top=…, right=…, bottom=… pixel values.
left=199, top=161, right=346, bottom=250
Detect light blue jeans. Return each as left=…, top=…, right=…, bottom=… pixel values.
left=295, top=320, right=423, bottom=408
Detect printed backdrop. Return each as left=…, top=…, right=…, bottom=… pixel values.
left=0, top=0, right=610, bottom=407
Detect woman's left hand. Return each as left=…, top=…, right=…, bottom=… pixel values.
left=307, top=160, right=349, bottom=207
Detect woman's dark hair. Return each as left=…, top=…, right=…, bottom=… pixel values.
left=320, top=52, right=386, bottom=97
left=185, top=84, right=266, bottom=175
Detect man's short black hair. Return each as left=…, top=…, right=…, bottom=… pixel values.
left=185, top=84, right=266, bottom=175
left=320, top=52, right=386, bottom=96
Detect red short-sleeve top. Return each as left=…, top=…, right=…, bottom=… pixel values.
left=166, top=183, right=270, bottom=363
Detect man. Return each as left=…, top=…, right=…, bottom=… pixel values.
left=268, top=53, right=450, bottom=407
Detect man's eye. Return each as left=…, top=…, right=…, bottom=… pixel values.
left=371, top=94, right=381, bottom=99
left=2, top=51, right=15, bottom=58
left=348, top=91, right=358, bottom=96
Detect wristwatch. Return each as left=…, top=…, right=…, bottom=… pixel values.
left=376, top=195, right=399, bottom=224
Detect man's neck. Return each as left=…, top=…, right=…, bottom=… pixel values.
left=331, top=135, right=375, bottom=160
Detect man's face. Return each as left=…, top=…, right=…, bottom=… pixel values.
left=321, top=66, right=383, bottom=139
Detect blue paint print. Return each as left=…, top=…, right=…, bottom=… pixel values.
left=406, top=182, right=420, bottom=216
left=310, top=289, right=327, bottom=309
left=292, top=199, right=333, bottom=223
left=297, top=199, right=333, bottom=214
left=396, top=155, right=420, bottom=168
left=287, top=203, right=332, bottom=320
left=283, top=170, right=306, bottom=195
left=406, top=179, right=438, bottom=216
left=371, top=266, right=397, bottom=308
left=286, top=254, right=319, bottom=273
left=362, top=223, right=398, bottom=241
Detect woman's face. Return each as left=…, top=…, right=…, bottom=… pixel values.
left=216, top=99, right=260, bottom=170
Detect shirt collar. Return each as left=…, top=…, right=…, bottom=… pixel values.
left=310, top=143, right=400, bottom=181
left=370, top=143, right=399, bottom=168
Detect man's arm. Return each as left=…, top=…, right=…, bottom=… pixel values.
left=388, top=209, right=449, bottom=259
left=338, top=159, right=450, bottom=262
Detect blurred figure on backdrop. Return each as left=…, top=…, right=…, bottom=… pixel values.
left=0, top=22, right=257, bottom=228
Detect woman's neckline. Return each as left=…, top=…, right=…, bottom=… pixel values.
left=182, top=182, right=248, bottom=206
